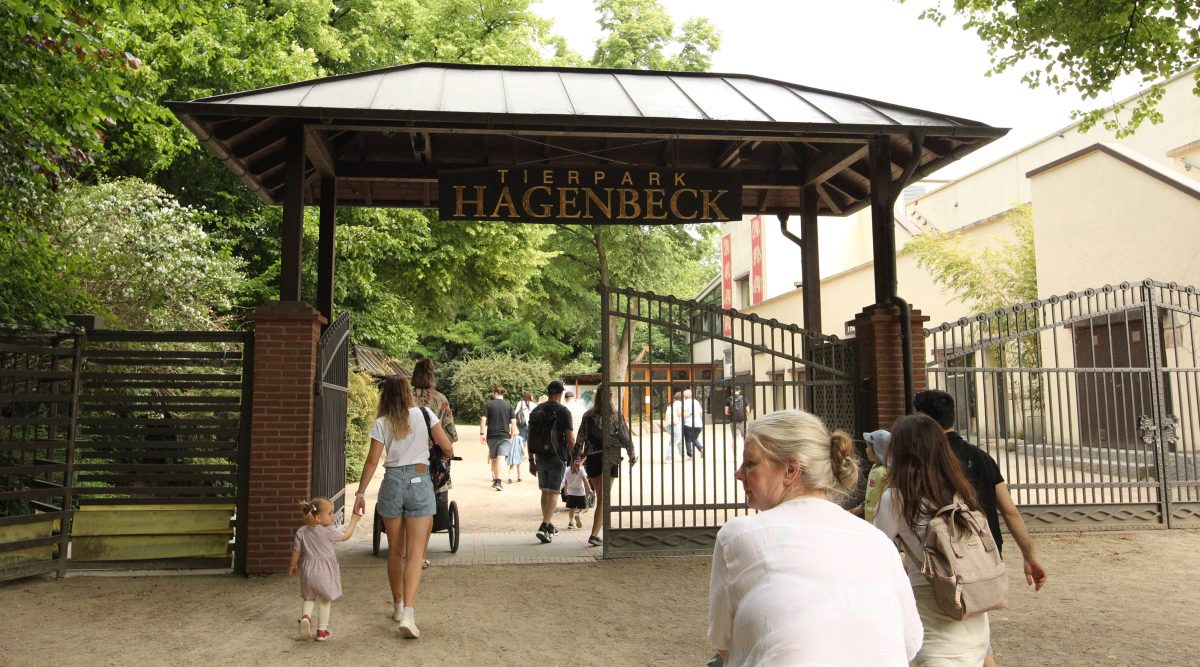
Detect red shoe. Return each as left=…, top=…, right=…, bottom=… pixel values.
left=315, top=629, right=332, bottom=642
left=298, top=615, right=313, bottom=640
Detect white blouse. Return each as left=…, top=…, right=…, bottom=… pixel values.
left=708, top=497, right=923, bottom=666
left=369, top=408, right=439, bottom=468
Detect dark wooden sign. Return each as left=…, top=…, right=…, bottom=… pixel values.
left=438, top=167, right=741, bottom=225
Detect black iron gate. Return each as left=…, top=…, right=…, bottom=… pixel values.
left=0, top=326, right=253, bottom=581
left=599, top=286, right=858, bottom=557
left=313, top=313, right=350, bottom=518
left=925, top=280, right=1200, bottom=531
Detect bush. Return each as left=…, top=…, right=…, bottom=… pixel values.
left=345, top=370, right=378, bottom=483
left=447, top=353, right=554, bottom=422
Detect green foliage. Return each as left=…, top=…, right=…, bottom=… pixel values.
left=906, top=204, right=1037, bottom=313
left=447, top=353, right=554, bottom=421
left=556, top=353, right=599, bottom=378
left=591, top=0, right=720, bottom=71
left=0, top=225, right=85, bottom=327
left=344, top=369, right=379, bottom=483
left=905, top=0, right=1200, bottom=137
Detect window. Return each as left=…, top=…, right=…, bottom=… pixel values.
left=631, top=369, right=647, bottom=381
left=690, top=287, right=724, bottom=343
left=735, top=275, right=750, bottom=309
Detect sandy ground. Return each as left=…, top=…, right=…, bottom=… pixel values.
left=3, top=425, right=1199, bottom=665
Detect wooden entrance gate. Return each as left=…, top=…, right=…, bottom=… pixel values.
left=0, top=326, right=252, bottom=581
left=313, top=313, right=350, bottom=518
left=925, top=280, right=1200, bottom=530
left=598, top=286, right=859, bottom=557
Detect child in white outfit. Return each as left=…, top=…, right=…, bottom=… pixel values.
left=289, top=497, right=361, bottom=641
left=561, top=460, right=593, bottom=529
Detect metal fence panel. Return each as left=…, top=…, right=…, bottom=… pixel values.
left=313, top=313, right=350, bottom=519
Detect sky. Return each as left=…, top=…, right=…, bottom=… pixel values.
left=533, top=0, right=1146, bottom=180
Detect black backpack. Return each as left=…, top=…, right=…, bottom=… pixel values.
left=515, top=401, right=530, bottom=430
left=728, top=394, right=746, bottom=420
left=526, top=404, right=560, bottom=458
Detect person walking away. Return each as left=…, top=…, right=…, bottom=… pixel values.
left=913, top=389, right=1047, bottom=666
left=561, top=459, right=592, bottom=529
left=289, top=497, right=361, bottom=642
left=723, top=385, right=748, bottom=445
left=708, top=410, right=922, bottom=665
left=526, top=380, right=576, bottom=543
left=682, top=388, right=705, bottom=459
left=874, top=413, right=994, bottom=665
left=577, top=383, right=638, bottom=547
left=352, top=375, right=454, bottom=639
left=508, top=391, right=535, bottom=483
left=480, top=387, right=515, bottom=491
left=851, top=429, right=890, bottom=522
left=564, top=389, right=587, bottom=436
left=666, top=391, right=684, bottom=461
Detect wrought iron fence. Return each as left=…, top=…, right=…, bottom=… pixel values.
left=925, top=280, right=1200, bottom=530
left=599, top=285, right=859, bottom=557
left=313, top=313, right=350, bottom=519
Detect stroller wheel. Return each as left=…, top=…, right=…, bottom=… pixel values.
left=372, top=507, right=383, bottom=557
left=448, top=501, right=460, bottom=553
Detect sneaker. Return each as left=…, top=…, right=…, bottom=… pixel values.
left=536, top=523, right=551, bottom=543
left=546, top=522, right=558, bottom=536
left=574, top=514, right=583, bottom=528
left=507, top=478, right=513, bottom=484
left=588, top=535, right=603, bottom=547
left=298, top=614, right=313, bottom=640
left=392, top=602, right=405, bottom=621
left=315, top=629, right=332, bottom=642
left=398, top=613, right=420, bottom=639
left=492, top=479, right=503, bottom=491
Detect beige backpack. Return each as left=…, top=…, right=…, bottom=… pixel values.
left=904, top=500, right=1009, bottom=620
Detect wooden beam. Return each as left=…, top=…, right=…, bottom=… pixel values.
left=799, top=187, right=821, bottom=333
left=280, top=124, right=306, bottom=302
left=715, top=140, right=760, bottom=169
left=306, top=129, right=337, bottom=177
left=316, top=177, right=336, bottom=325
left=815, top=183, right=842, bottom=215
left=868, top=136, right=896, bottom=304
left=802, top=143, right=868, bottom=186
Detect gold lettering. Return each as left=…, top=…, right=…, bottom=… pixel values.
left=648, top=172, right=660, bottom=186
left=523, top=169, right=529, bottom=184
left=496, top=168, right=508, bottom=184
left=491, top=187, right=518, bottom=218
left=644, top=189, right=667, bottom=220
left=674, top=172, right=686, bottom=186
left=617, top=188, right=641, bottom=219
left=701, top=189, right=729, bottom=220
left=454, top=185, right=487, bottom=218
left=558, top=187, right=581, bottom=219
left=621, top=171, right=634, bottom=186
left=543, top=169, right=554, bottom=185
left=583, top=188, right=613, bottom=219
left=567, top=170, right=580, bottom=185
left=522, top=185, right=553, bottom=218
left=669, top=189, right=699, bottom=220
left=594, top=171, right=606, bottom=185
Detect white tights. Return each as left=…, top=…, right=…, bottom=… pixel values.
left=301, top=598, right=333, bottom=630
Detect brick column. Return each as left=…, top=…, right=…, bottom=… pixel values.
left=850, top=303, right=930, bottom=432
left=246, top=301, right=326, bottom=574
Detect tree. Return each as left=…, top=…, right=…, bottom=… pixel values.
left=905, top=0, right=1200, bottom=136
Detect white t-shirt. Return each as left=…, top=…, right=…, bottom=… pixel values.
left=563, top=466, right=589, bottom=496
left=683, top=397, right=704, bottom=428
left=369, top=408, right=439, bottom=468
left=708, top=497, right=923, bottom=666
left=873, top=487, right=932, bottom=587
left=566, top=400, right=587, bottom=433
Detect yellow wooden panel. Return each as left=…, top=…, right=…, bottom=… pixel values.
left=72, top=534, right=232, bottom=561
left=72, top=507, right=234, bottom=536
left=0, top=519, right=60, bottom=568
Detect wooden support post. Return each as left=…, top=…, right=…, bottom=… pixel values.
left=280, top=124, right=306, bottom=302
left=317, top=177, right=336, bottom=325
left=868, top=136, right=896, bottom=305
left=800, top=184, right=821, bottom=334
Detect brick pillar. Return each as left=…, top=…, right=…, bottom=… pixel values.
left=246, top=301, right=326, bottom=574
left=850, top=303, right=930, bottom=432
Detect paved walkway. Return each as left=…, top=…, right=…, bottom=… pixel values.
left=340, top=525, right=600, bottom=569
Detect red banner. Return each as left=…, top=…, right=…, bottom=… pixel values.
left=721, top=234, right=733, bottom=335
left=750, top=215, right=764, bottom=305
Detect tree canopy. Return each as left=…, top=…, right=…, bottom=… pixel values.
left=905, top=0, right=1200, bottom=136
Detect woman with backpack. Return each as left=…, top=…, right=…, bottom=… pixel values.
left=874, top=413, right=993, bottom=665
left=576, top=384, right=637, bottom=547
left=508, top=391, right=535, bottom=483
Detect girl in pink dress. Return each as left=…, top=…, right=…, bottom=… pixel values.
left=288, top=497, right=361, bottom=641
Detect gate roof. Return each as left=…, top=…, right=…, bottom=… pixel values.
left=167, top=62, right=1005, bottom=216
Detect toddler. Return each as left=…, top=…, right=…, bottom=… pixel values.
left=858, top=429, right=891, bottom=523
left=289, top=497, right=361, bottom=641
left=561, top=460, right=593, bottom=529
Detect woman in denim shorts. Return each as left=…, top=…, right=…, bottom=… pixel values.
left=353, top=376, right=454, bottom=639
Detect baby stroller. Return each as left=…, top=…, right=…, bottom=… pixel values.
left=372, top=458, right=462, bottom=556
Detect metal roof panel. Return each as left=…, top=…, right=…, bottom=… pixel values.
left=794, top=90, right=898, bottom=125
left=225, top=85, right=314, bottom=107
left=441, top=68, right=507, bottom=113
left=615, top=73, right=705, bottom=119
left=297, top=74, right=383, bottom=108
left=724, top=78, right=835, bottom=123
left=671, top=76, right=770, bottom=121
left=560, top=72, right=641, bottom=116
left=502, top=70, right=575, bottom=115
left=373, top=68, right=445, bottom=110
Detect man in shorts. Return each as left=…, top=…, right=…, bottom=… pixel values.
left=480, top=387, right=515, bottom=491
left=528, top=380, right=576, bottom=543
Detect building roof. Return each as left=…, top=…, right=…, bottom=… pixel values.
left=167, top=62, right=1006, bottom=216
left=352, top=345, right=410, bottom=378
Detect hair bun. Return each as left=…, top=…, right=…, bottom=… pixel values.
left=828, top=431, right=860, bottom=492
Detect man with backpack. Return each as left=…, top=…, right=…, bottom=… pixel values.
left=913, top=389, right=1047, bottom=666
left=723, top=385, right=747, bottom=444
left=525, top=380, right=576, bottom=543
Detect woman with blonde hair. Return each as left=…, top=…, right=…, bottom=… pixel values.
left=708, top=410, right=922, bottom=666
left=353, top=375, right=453, bottom=639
